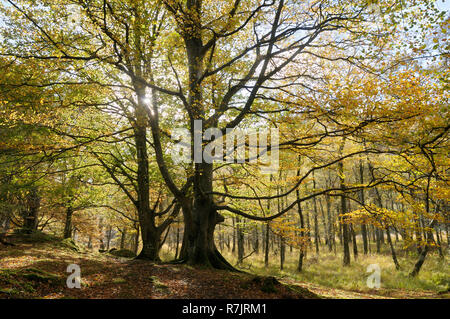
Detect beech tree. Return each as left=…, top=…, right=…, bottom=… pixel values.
left=0, top=0, right=446, bottom=270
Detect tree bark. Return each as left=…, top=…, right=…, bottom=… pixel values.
left=264, top=223, right=270, bottom=267
left=237, top=217, right=245, bottom=265
left=22, top=187, right=40, bottom=233
left=63, top=207, right=73, bottom=239
left=359, top=160, right=369, bottom=255
left=338, top=140, right=350, bottom=266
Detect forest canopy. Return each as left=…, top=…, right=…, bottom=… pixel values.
left=0, top=0, right=448, bottom=299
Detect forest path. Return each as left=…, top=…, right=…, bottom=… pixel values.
left=1, top=240, right=447, bottom=299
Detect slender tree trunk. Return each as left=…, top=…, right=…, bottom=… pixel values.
left=318, top=198, right=328, bottom=248
left=359, top=160, right=369, bottom=254
left=120, top=229, right=127, bottom=250
left=306, top=208, right=311, bottom=246
left=297, top=199, right=306, bottom=272
left=296, top=162, right=306, bottom=272
left=175, top=222, right=180, bottom=259
left=435, top=225, right=444, bottom=258
left=237, top=217, right=245, bottom=265
left=133, top=84, right=163, bottom=261
left=338, top=140, right=350, bottom=266
left=63, top=207, right=74, bottom=239
left=106, top=226, right=112, bottom=250
left=351, top=224, right=358, bottom=260
left=410, top=221, right=436, bottom=277
left=264, top=223, right=270, bottom=267
left=232, top=217, right=236, bottom=253
left=410, top=175, right=435, bottom=277
left=325, top=195, right=333, bottom=252
left=253, top=228, right=259, bottom=254
left=133, top=221, right=140, bottom=255
left=280, top=236, right=285, bottom=270
left=386, top=226, right=401, bottom=270
left=312, top=172, right=320, bottom=255
left=376, top=228, right=382, bottom=253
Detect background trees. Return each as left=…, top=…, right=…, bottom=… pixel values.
left=0, top=0, right=448, bottom=280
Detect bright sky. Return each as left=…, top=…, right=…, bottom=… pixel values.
left=436, top=0, right=450, bottom=11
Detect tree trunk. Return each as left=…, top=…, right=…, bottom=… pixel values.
left=23, top=187, right=40, bottom=233
left=338, top=141, right=350, bottom=266
left=105, top=226, right=112, bottom=251
left=120, top=229, right=127, bottom=250
left=130, top=82, right=165, bottom=261
left=386, top=226, right=401, bottom=270
left=253, top=228, right=259, bottom=254
left=325, top=195, right=333, bottom=252
left=232, top=217, right=236, bottom=253
left=351, top=224, right=358, bottom=260
left=312, top=172, right=320, bottom=255
left=296, top=164, right=306, bottom=272
left=359, top=160, right=369, bottom=255
left=175, top=222, right=180, bottom=259
left=297, top=199, right=306, bottom=272
left=435, top=225, right=444, bottom=258
left=410, top=221, right=435, bottom=277
left=179, top=163, right=234, bottom=270
left=264, top=223, right=270, bottom=267
left=237, top=217, right=245, bottom=265
left=280, top=236, right=285, bottom=270
left=376, top=228, right=382, bottom=253
left=63, top=207, right=73, bottom=239
left=134, top=225, right=140, bottom=255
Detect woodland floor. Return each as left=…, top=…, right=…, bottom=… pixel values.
left=0, top=236, right=448, bottom=299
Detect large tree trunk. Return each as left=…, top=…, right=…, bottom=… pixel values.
left=178, top=163, right=235, bottom=270
left=137, top=221, right=161, bottom=261
left=174, top=4, right=234, bottom=268
left=23, top=187, right=40, bottom=233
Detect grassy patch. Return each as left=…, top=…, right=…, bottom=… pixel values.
left=12, top=230, right=59, bottom=243
left=179, top=242, right=450, bottom=297
left=59, top=238, right=80, bottom=252
left=150, top=275, right=169, bottom=290
left=109, top=249, right=136, bottom=258
left=0, top=267, right=63, bottom=298
left=112, top=277, right=127, bottom=284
